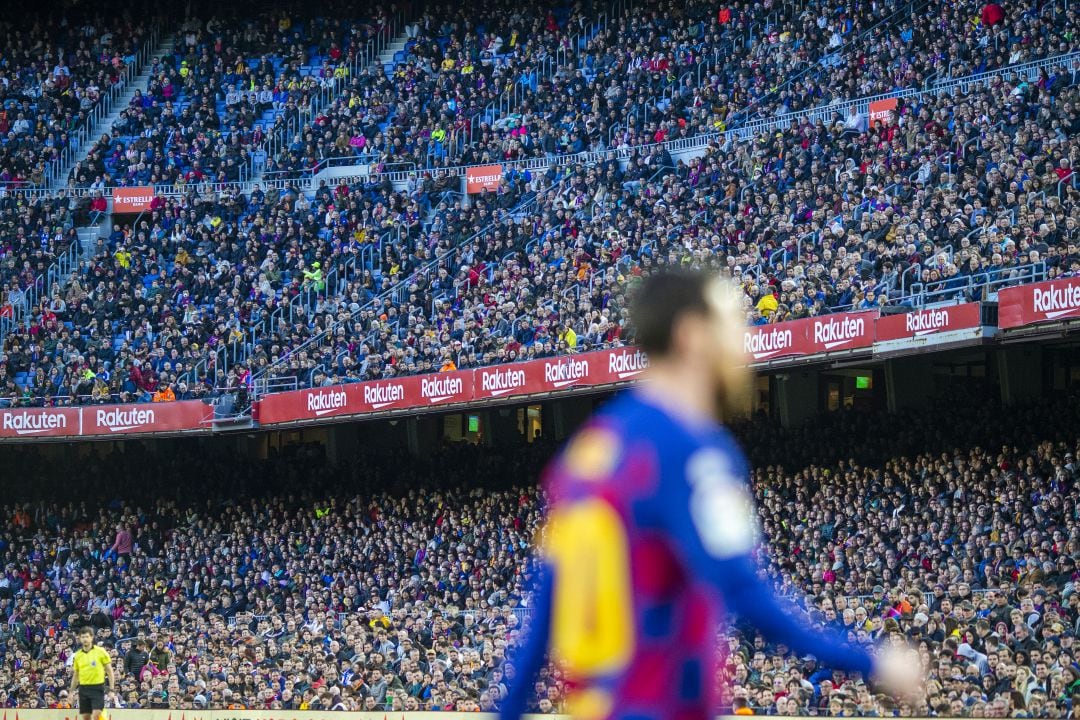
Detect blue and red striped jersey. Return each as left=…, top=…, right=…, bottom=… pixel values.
left=500, top=389, right=875, bottom=720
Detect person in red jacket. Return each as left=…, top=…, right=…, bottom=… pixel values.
left=981, top=2, right=1005, bottom=26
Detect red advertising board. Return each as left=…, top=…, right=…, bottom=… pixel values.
left=0, top=407, right=81, bottom=439
left=868, top=97, right=898, bottom=128
left=742, top=312, right=877, bottom=363
left=112, top=186, right=155, bottom=213
left=875, top=303, right=982, bottom=341
left=806, top=311, right=878, bottom=354
left=0, top=402, right=208, bottom=441
left=744, top=318, right=811, bottom=363
left=465, top=164, right=502, bottom=194
left=259, top=348, right=651, bottom=426
left=998, top=277, right=1080, bottom=329
left=82, top=400, right=208, bottom=436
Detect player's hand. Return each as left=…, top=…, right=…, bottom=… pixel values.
left=871, top=644, right=925, bottom=707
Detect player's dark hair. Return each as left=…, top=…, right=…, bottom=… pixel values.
left=631, top=270, right=712, bottom=356
left=77, top=626, right=93, bottom=636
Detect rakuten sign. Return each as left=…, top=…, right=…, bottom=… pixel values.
left=605, top=348, right=649, bottom=380
left=0, top=408, right=78, bottom=438
left=419, top=371, right=472, bottom=406
left=875, top=303, right=981, bottom=341
left=999, top=277, right=1080, bottom=329
left=477, top=367, right=528, bottom=398
left=83, top=400, right=208, bottom=436
left=807, top=312, right=877, bottom=353
left=744, top=323, right=801, bottom=362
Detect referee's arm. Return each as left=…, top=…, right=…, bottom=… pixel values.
left=106, top=650, right=117, bottom=695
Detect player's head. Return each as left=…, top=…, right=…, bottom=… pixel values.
left=632, top=270, right=750, bottom=416
left=77, top=626, right=94, bottom=649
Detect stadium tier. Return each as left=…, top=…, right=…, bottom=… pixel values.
left=0, top=0, right=1077, bottom=407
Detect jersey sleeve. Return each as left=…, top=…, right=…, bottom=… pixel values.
left=663, top=440, right=876, bottom=677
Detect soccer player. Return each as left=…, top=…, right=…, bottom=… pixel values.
left=500, top=271, right=923, bottom=720
left=70, top=626, right=115, bottom=720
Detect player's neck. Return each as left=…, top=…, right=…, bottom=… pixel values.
left=638, top=362, right=718, bottom=426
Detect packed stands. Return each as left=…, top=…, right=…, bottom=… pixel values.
left=68, top=4, right=404, bottom=190
left=0, top=0, right=1078, bottom=407
left=0, top=389, right=1076, bottom=713
left=266, top=0, right=1078, bottom=174
left=0, top=9, right=158, bottom=189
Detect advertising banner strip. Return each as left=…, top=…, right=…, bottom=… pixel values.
left=875, top=303, right=982, bottom=341
left=0, top=401, right=209, bottom=441
left=998, top=277, right=1080, bottom=329
left=257, top=348, right=651, bottom=426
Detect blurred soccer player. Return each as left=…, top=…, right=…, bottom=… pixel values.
left=500, top=271, right=922, bottom=720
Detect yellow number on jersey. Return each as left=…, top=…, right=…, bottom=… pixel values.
left=546, top=498, right=634, bottom=677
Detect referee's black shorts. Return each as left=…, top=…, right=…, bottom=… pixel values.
left=78, top=684, right=106, bottom=714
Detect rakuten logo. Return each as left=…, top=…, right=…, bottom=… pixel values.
left=2, top=411, right=68, bottom=435
left=544, top=358, right=590, bottom=388
left=745, top=327, right=794, bottom=360
left=421, top=376, right=463, bottom=403
left=364, top=383, right=405, bottom=409
left=608, top=349, right=649, bottom=378
left=96, top=408, right=155, bottom=432
left=813, top=316, right=867, bottom=349
left=307, top=389, right=348, bottom=416
left=480, top=368, right=527, bottom=396
left=1033, top=282, right=1080, bottom=320
left=905, top=308, right=950, bottom=335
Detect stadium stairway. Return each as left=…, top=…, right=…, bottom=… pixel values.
left=379, top=35, right=409, bottom=76
left=51, top=36, right=175, bottom=190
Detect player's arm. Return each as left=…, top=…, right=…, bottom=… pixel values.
left=70, top=656, right=80, bottom=694
left=668, top=447, right=875, bottom=676
left=498, top=561, right=554, bottom=720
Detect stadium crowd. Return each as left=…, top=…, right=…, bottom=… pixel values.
left=0, top=388, right=1076, bottom=715
left=1, top=0, right=1078, bottom=404
left=8, top=63, right=1077, bottom=404
left=0, top=12, right=153, bottom=188
left=67, top=3, right=402, bottom=190
left=268, top=0, right=1078, bottom=174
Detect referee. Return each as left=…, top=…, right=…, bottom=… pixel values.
left=70, top=626, right=115, bottom=720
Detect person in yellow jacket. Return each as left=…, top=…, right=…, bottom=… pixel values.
left=756, top=288, right=778, bottom=317
left=302, top=262, right=325, bottom=292
left=558, top=323, right=578, bottom=350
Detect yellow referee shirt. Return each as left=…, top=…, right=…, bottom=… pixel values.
left=73, top=646, right=110, bottom=686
